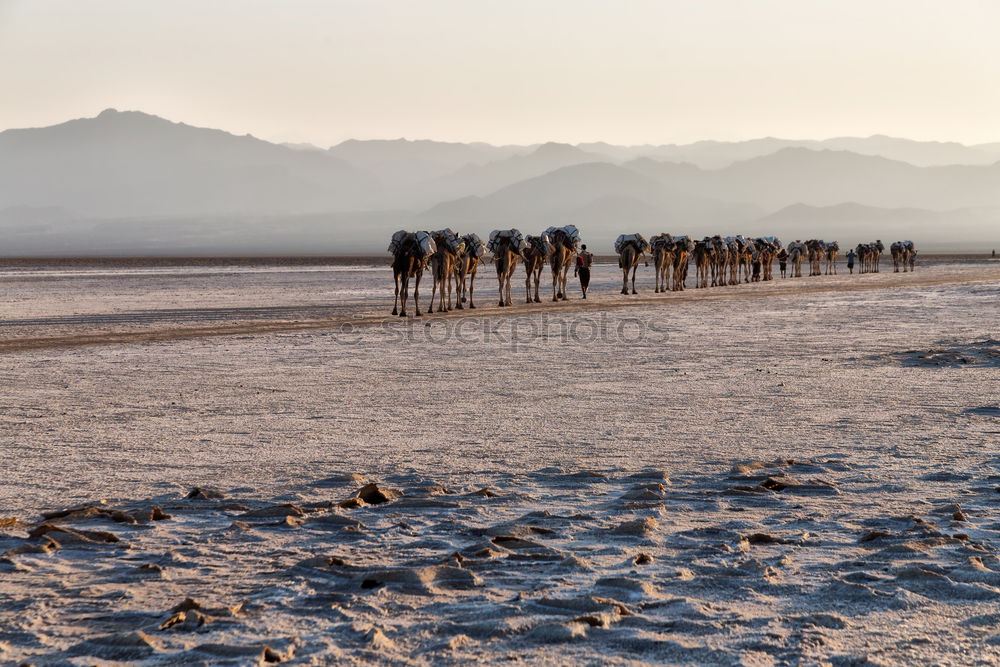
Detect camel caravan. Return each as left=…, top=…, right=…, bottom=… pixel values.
left=689, top=236, right=782, bottom=288
left=855, top=240, right=886, bottom=274
left=387, top=227, right=915, bottom=315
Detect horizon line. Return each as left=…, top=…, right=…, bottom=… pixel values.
left=4, top=108, right=999, bottom=150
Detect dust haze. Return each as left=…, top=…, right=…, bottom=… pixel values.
left=2, top=109, right=1000, bottom=255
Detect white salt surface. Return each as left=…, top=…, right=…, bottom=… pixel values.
left=2, top=261, right=1000, bottom=664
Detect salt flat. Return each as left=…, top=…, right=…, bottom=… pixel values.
left=2, top=261, right=1000, bottom=665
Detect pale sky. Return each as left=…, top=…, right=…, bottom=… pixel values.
left=2, top=0, right=998, bottom=146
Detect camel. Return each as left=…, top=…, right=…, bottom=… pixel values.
left=615, top=234, right=650, bottom=294
left=754, top=237, right=781, bottom=281
left=545, top=225, right=579, bottom=301
left=787, top=241, right=806, bottom=277
left=710, top=236, right=730, bottom=287
left=890, top=242, right=904, bottom=272
left=855, top=243, right=872, bottom=273
left=672, top=236, right=694, bottom=290
left=805, top=239, right=825, bottom=276
left=891, top=240, right=915, bottom=272
left=872, top=240, right=885, bottom=272
left=824, top=241, right=839, bottom=275
left=693, top=238, right=712, bottom=288
left=427, top=229, right=462, bottom=313
left=489, top=229, right=522, bottom=307
left=389, top=230, right=433, bottom=317
left=728, top=238, right=741, bottom=285
left=453, top=233, right=484, bottom=309
left=521, top=234, right=552, bottom=303
left=735, top=236, right=755, bottom=283
left=650, top=233, right=675, bottom=293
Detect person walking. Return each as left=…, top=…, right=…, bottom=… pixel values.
left=574, top=244, right=594, bottom=299
left=777, top=248, right=788, bottom=278
left=846, top=249, right=857, bottom=274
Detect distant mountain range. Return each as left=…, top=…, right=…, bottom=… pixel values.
left=1, top=109, right=999, bottom=254
left=0, top=109, right=377, bottom=217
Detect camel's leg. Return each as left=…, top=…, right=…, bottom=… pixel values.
left=398, top=274, right=408, bottom=317
left=413, top=272, right=422, bottom=316
left=402, top=272, right=412, bottom=317
left=444, top=270, right=452, bottom=311
left=445, top=270, right=452, bottom=311
left=392, top=270, right=400, bottom=315
left=468, top=268, right=476, bottom=308
left=630, top=264, right=638, bottom=294
left=533, top=268, right=541, bottom=303
left=621, top=263, right=629, bottom=295
left=428, top=269, right=438, bottom=313
left=450, top=267, right=457, bottom=309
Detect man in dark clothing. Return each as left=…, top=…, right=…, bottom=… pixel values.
left=574, top=244, right=593, bottom=299
left=777, top=248, right=788, bottom=278
left=846, top=249, right=857, bottom=274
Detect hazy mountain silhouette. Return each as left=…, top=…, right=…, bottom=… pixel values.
left=582, top=136, right=1000, bottom=168
left=3, top=109, right=1000, bottom=254
left=627, top=148, right=1000, bottom=210
left=0, top=109, right=377, bottom=217
left=417, top=142, right=610, bottom=203
left=328, top=137, right=527, bottom=207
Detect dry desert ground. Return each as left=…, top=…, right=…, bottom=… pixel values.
left=2, top=258, right=1000, bottom=665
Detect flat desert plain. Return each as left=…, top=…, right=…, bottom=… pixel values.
left=2, top=259, right=1000, bottom=665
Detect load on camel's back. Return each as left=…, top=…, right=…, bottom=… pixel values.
left=614, top=233, right=651, bottom=295
left=388, top=230, right=437, bottom=317
left=487, top=229, right=526, bottom=254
